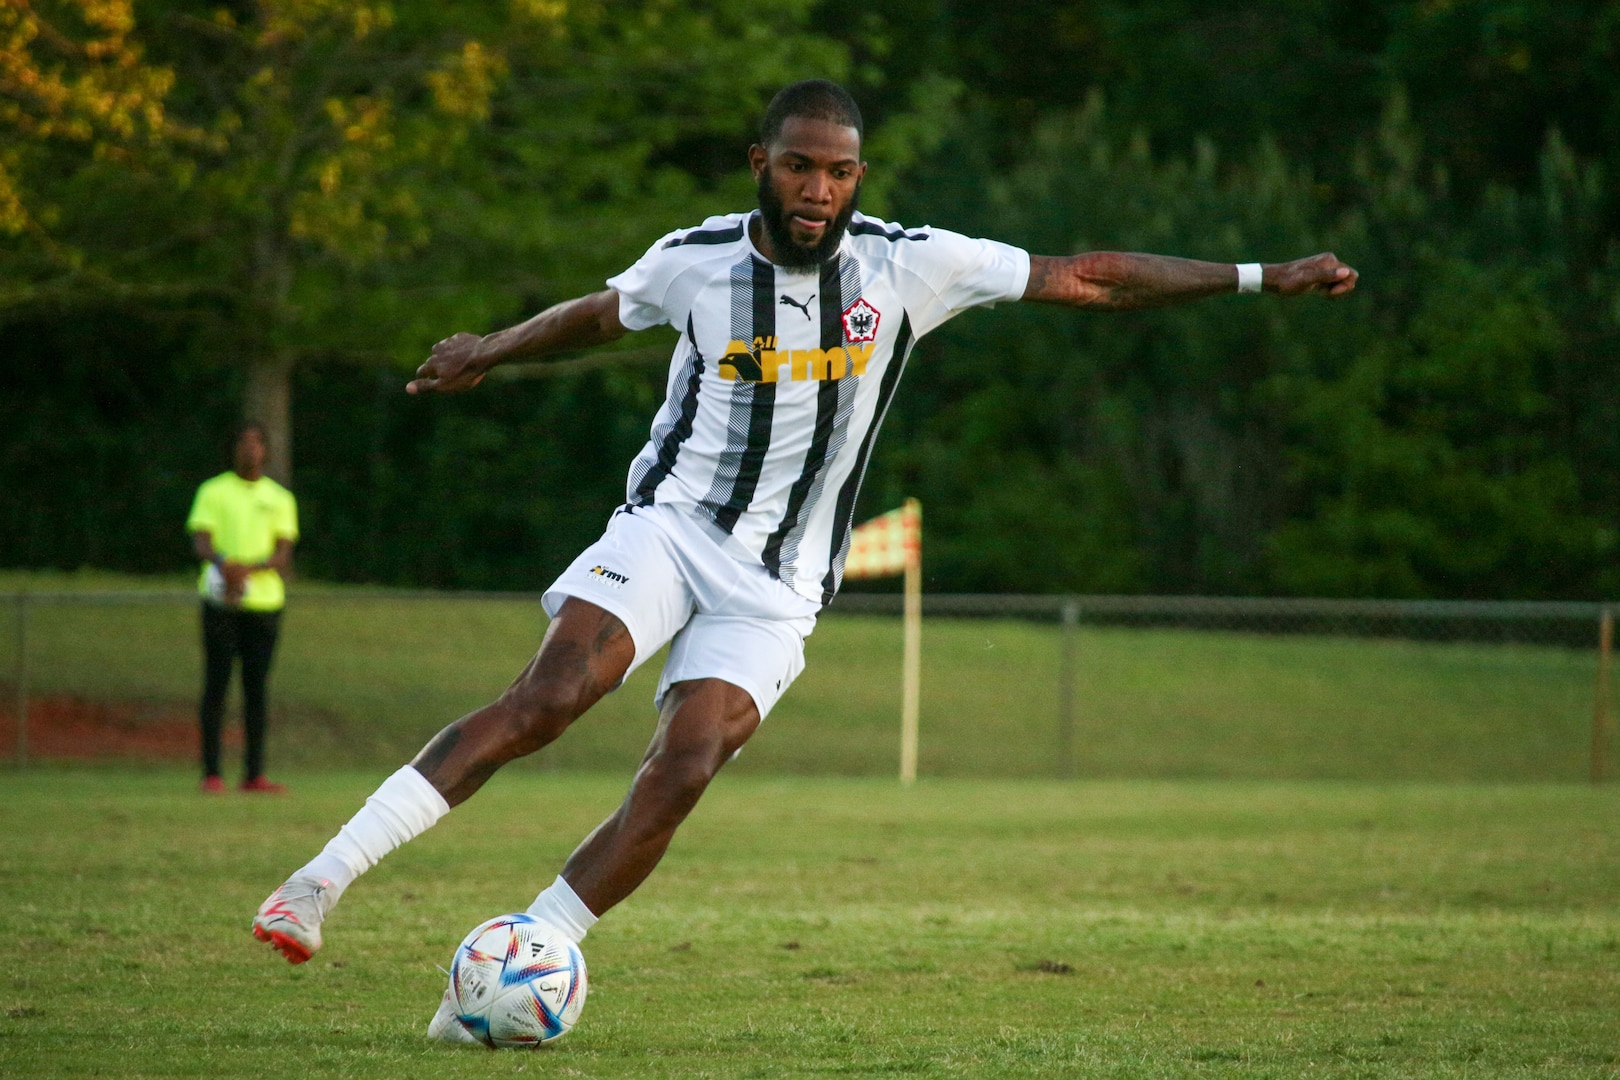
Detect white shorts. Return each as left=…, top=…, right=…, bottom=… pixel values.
left=542, top=504, right=819, bottom=719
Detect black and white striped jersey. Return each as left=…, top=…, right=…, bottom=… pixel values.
left=607, top=210, right=1030, bottom=606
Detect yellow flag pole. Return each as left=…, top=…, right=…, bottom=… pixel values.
left=899, top=499, right=922, bottom=785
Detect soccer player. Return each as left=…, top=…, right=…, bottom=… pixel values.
left=252, top=81, right=1357, bottom=1031
left=188, top=421, right=298, bottom=794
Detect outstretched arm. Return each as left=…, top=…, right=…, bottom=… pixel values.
left=406, top=289, right=629, bottom=395
left=1023, top=252, right=1357, bottom=311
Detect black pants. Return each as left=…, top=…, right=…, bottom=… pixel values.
left=199, top=603, right=282, bottom=780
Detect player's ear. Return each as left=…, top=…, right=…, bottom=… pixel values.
left=747, top=144, right=768, bottom=179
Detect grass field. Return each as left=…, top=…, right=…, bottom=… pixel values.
left=1, top=576, right=1614, bottom=1075
left=0, top=574, right=1606, bottom=780
left=0, top=768, right=1616, bottom=1078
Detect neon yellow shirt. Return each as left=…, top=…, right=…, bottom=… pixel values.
left=185, top=472, right=299, bottom=612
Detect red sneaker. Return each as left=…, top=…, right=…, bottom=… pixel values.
left=239, top=776, right=287, bottom=794
left=200, top=775, right=226, bottom=794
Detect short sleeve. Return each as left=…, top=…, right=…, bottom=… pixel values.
left=918, top=227, right=1031, bottom=318
left=275, top=490, right=299, bottom=542
left=186, top=481, right=218, bottom=535
left=606, top=235, right=682, bottom=332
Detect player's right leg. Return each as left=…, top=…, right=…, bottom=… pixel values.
left=252, top=598, right=635, bottom=964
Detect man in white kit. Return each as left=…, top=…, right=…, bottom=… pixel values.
left=252, top=80, right=1358, bottom=1027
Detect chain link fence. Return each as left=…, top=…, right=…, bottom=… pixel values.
left=2, top=589, right=1614, bottom=781
left=836, top=592, right=1615, bottom=781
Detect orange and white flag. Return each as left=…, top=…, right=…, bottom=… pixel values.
left=843, top=498, right=920, bottom=580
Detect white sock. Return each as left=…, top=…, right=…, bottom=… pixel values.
left=296, top=765, right=450, bottom=903
left=526, top=875, right=598, bottom=943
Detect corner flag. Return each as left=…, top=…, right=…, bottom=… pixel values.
left=843, top=498, right=922, bottom=784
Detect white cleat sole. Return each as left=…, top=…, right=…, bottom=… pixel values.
left=427, top=988, right=481, bottom=1046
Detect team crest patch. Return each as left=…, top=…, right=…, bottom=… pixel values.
left=841, top=298, right=881, bottom=343
left=587, top=564, right=628, bottom=589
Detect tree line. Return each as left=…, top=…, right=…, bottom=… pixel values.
left=3, top=0, right=1616, bottom=599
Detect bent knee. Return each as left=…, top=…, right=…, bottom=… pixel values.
left=641, top=742, right=724, bottom=805
left=494, top=678, right=592, bottom=748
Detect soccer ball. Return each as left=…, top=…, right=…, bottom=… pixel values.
left=443, top=913, right=587, bottom=1048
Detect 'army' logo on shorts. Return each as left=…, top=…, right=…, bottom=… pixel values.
left=588, top=565, right=628, bottom=589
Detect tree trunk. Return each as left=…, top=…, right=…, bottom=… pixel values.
left=244, top=352, right=295, bottom=484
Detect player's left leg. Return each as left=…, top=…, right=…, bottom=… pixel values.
left=237, top=609, right=283, bottom=791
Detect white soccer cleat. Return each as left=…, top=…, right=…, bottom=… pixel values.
left=251, top=875, right=335, bottom=965
left=427, top=986, right=480, bottom=1045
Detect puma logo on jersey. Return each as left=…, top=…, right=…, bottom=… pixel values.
left=778, top=294, right=814, bottom=320
left=719, top=337, right=877, bottom=383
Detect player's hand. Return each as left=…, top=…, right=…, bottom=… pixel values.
left=221, top=560, right=248, bottom=604
left=407, top=332, right=492, bottom=395
left=1268, top=253, right=1358, bottom=298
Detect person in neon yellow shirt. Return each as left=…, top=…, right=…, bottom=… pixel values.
left=186, top=422, right=299, bottom=794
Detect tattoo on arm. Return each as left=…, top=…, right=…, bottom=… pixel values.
left=1023, top=253, right=1121, bottom=308
left=1024, top=257, right=1054, bottom=299
left=1023, top=252, right=1234, bottom=310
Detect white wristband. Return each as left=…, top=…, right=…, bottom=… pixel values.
left=1236, top=263, right=1263, bottom=294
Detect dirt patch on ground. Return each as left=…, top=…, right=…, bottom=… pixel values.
left=0, top=695, right=231, bottom=761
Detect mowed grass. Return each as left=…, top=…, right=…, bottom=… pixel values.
left=0, top=576, right=1606, bottom=780
left=0, top=768, right=1616, bottom=1079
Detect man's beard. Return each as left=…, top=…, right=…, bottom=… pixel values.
left=757, top=167, right=860, bottom=268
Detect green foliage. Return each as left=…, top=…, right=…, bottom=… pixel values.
left=1262, top=118, right=1619, bottom=598
left=335, top=0, right=849, bottom=357
left=1270, top=259, right=1590, bottom=597
left=861, top=87, right=1618, bottom=598
left=3, top=1, right=1617, bottom=598
left=0, top=305, right=238, bottom=571
left=0, top=0, right=201, bottom=300
left=3, top=0, right=848, bottom=461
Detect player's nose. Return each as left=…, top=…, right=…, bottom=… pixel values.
left=801, top=171, right=834, bottom=203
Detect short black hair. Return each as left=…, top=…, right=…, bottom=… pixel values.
left=758, top=80, right=863, bottom=147
left=231, top=420, right=268, bottom=451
